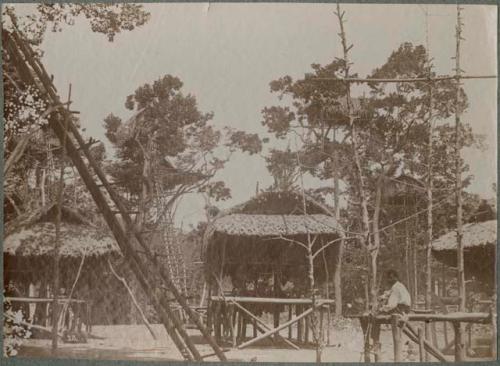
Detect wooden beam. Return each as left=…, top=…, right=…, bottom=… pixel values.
left=238, top=308, right=314, bottom=349
left=352, top=312, right=490, bottom=324
left=211, top=296, right=334, bottom=305
left=229, top=300, right=299, bottom=350
left=402, top=321, right=448, bottom=362
left=308, top=75, right=497, bottom=83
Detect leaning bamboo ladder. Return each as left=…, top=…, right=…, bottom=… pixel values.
left=4, top=29, right=227, bottom=362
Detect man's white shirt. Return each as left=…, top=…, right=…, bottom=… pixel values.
left=384, top=281, right=411, bottom=311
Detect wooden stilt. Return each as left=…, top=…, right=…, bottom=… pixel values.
left=391, top=314, right=402, bottom=363
left=443, top=321, right=449, bottom=348
left=232, top=310, right=239, bottom=347
left=360, top=317, right=371, bottom=363
left=431, top=321, right=438, bottom=353
left=373, top=319, right=381, bottom=362
left=453, top=321, right=465, bottom=362
left=319, top=307, right=324, bottom=341
left=297, top=305, right=303, bottom=342
left=491, top=305, right=497, bottom=358
left=305, top=313, right=310, bottom=344
left=418, top=327, right=425, bottom=362
left=241, top=314, right=247, bottom=340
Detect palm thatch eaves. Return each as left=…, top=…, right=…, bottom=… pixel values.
left=432, top=220, right=497, bottom=251
left=4, top=204, right=119, bottom=258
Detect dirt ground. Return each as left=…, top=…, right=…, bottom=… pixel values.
left=16, top=322, right=492, bottom=362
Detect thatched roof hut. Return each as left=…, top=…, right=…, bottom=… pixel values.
left=203, top=191, right=342, bottom=296
left=432, top=220, right=496, bottom=288
left=4, top=204, right=119, bottom=258
left=3, top=204, right=127, bottom=325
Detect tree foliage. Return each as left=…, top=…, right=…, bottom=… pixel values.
left=3, top=4, right=150, bottom=44
left=261, top=42, right=485, bottom=307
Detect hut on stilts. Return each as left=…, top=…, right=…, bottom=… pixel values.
left=202, top=191, right=342, bottom=349
left=3, top=203, right=123, bottom=339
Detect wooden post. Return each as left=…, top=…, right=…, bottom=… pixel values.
left=443, top=321, right=449, bottom=349
left=391, top=314, right=402, bottom=363
left=241, top=314, right=247, bottom=340
left=431, top=322, right=438, bottom=348
left=373, top=319, right=381, bottom=362
left=327, top=304, right=332, bottom=346
left=418, top=327, right=425, bottom=362
left=319, top=306, right=324, bottom=342
left=288, top=305, right=293, bottom=340
left=273, top=270, right=280, bottom=341
left=491, top=306, right=497, bottom=358
left=214, top=302, right=221, bottom=342
left=305, top=312, right=310, bottom=343
left=237, top=310, right=242, bottom=341
left=232, top=310, right=239, bottom=346
left=360, top=316, right=371, bottom=363
left=297, top=305, right=303, bottom=342
left=453, top=321, right=465, bottom=362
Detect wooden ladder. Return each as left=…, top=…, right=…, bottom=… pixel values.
left=4, top=29, right=227, bottom=362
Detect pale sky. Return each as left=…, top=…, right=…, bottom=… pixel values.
left=9, top=3, right=497, bottom=227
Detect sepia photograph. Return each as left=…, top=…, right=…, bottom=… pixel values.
left=2, top=2, right=498, bottom=363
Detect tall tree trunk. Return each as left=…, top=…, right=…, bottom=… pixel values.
left=370, top=175, right=384, bottom=303
left=335, top=4, right=375, bottom=309
left=332, top=130, right=343, bottom=316
left=454, top=4, right=466, bottom=313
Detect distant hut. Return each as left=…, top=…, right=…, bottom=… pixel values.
left=432, top=220, right=497, bottom=294
left=202, top=191, right=342, bottom=344
left=3, top=204, right=123, bottom=329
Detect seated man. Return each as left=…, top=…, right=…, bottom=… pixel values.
left=365, top=270, right=412, bottom=360
left=379, top=269, right=411, bottom=314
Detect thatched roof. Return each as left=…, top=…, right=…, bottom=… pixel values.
left=4, top=204, right=119, bottom=258
left=211, top=213, right=340, bottom=237
left=432, top=220, right=497, bottom=251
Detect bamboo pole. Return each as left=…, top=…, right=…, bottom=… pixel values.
left=424, top=9, right=434, bottom=361
left=108, top=260, right=157, bottom=340
left=453, top=321, right=465, bottom=361
left=58, top=249, right=87, bottom=331
left=454, top=5, right=466, bottom=361
left=51, top=83, right=71, bottom=353
left=308, top=75, right=496, bottom=83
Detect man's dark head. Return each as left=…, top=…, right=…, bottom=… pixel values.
left=386, top=270, right=399, bottom=285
